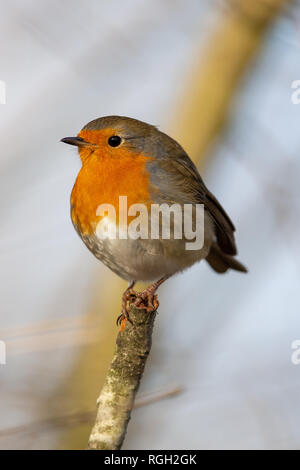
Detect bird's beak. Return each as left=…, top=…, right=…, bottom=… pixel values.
left=60, top=136, right=90, bottom=147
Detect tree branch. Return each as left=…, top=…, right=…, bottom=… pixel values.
left=87, top=304, right=156, bottom=450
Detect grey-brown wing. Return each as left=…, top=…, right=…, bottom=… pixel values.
left=151, top=149, right=237, bottom=256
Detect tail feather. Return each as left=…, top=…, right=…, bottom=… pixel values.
left=206, top=243, right=247, bottom=274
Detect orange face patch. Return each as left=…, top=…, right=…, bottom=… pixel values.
left=70, top=128, right=152, bottom=235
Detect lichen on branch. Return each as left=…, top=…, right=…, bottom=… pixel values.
left=87, top=305, right=156, bottom=450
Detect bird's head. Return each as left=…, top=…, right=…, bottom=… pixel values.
left=61, top=115, right=161, bottom=163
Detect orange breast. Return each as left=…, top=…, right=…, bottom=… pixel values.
left=71, top=148, right=152, bottom=235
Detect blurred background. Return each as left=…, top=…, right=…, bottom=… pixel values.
left=1, top=0, right=300, bottom=450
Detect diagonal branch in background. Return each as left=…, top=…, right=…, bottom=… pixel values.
left=87, top=305, right=157, bottom=450
left=173, top=0, right=292, bottom=162
left=0, top=387, right=182, bottom=440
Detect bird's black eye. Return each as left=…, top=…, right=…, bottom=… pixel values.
left=108, top=135, right=122, bottom=147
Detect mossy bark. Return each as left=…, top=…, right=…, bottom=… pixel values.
left=87, top=305, right=156, bottom=450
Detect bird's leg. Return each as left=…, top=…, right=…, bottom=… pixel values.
left=117, top=277, right=168, bottom=330
left=116, top=280, right=136, bottom=328
left=134, top=276, right=168, bottom=312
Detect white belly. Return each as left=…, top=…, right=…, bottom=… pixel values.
left=81, top=211, right=214, bottom=281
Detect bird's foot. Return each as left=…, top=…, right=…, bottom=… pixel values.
left=116, top=283, right=137, bottom=330
left=117, top=278, right=166, bottom=330
left=117, top=289, right=159, bottom=331
left=132, top=277, right=167, bottom=313
left=133, top=288, right=159, bottom=313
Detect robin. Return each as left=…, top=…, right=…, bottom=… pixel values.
left=61, top=116, right=247, bottom=327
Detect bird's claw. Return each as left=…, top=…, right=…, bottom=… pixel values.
left=117, top=287, right=159, bottom=329
left=134, top=293, right=159, bottom=312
